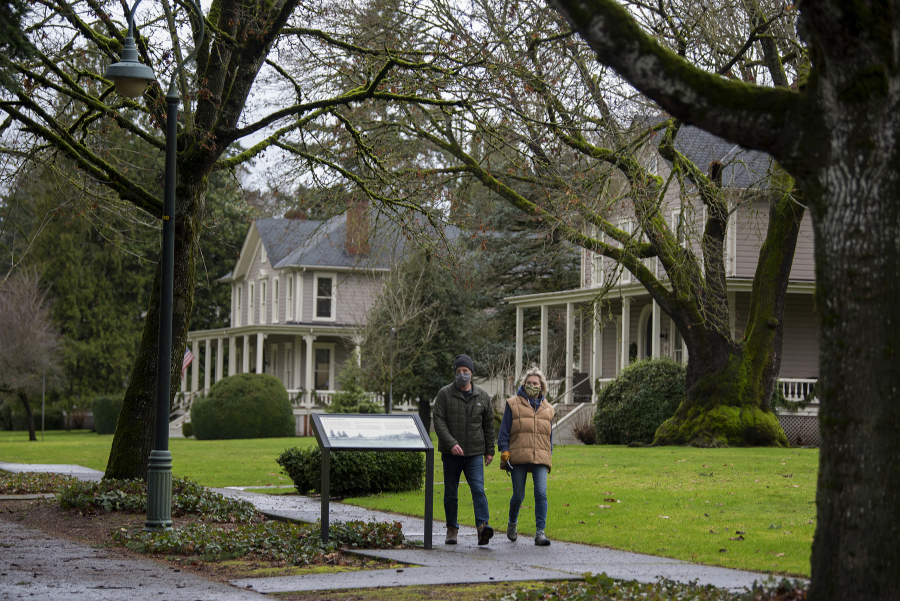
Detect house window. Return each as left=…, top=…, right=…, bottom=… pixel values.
left=248, top=283, right=255, bottom=325
left=618, top=219, right=632, bottom=284
left=648, top=154, right=658, bottom=175
left=273, top=277, right=279, bottom=323
left=260, top=280, right=267, bottom=325
left=672, top=208, right=686, bottom=247
left=236, top=284, right=242, bottom=327
left=315, top=347, right=331, bottom=390
left=287, top=276, right=293, bottom=321
left=260, top=242, right=267, bottom=264
left=673, top=327, right=685, bottom=365
left=314, top=274, right=336, bottom=321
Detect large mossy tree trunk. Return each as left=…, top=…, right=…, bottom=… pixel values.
left=654, top=185, right=803, bottom=447
left=103, top=175, right=204, bottom=479
left=549, top=0, right=900, bottom=595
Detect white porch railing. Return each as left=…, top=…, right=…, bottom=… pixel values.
left=287, top=389, right=417, bottom=411
left=779, top=378, right=819, bottom=403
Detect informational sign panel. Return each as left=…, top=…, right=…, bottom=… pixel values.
left=310, top=413, right=434, bottom=549
left=316, top=415, right=430, bottom=450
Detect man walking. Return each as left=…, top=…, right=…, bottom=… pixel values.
left=433, top=354, right=495, bottom=545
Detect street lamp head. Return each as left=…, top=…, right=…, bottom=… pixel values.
left=104, top=35, right=156, bottom=97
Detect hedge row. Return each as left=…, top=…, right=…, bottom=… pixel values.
left=276, top=446, right=424, bottom=497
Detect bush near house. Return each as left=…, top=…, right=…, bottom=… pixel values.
left=593, top=358, right=685, bottom=445
left=191, top=374, right=295, bottom=440
left=276, top=446, right=424, bottom=497
left=91, top=396, right=123, bottom=434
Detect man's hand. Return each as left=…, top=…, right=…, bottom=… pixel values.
left=451, top=444, right=464, bottom=456
left=484, top=455, right=493, bottom=466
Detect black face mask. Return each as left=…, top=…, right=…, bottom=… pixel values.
left=455, top=372, right=472, bottom=387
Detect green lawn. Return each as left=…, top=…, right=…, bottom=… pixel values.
left=0, top=430, right=817, bottom=576
left=0, top=429, right=315, bottom=488
left=344, top=445, right=817, bottom=577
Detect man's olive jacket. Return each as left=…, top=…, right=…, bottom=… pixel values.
left=432, top=382, right=495, bottom=457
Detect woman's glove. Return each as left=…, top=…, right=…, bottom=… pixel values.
left=500, top=451, right=511, bottom=472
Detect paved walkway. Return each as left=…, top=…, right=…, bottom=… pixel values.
left=0, top=462, right=781, bottom=598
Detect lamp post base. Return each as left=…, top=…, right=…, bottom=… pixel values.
left=144, top=449, right=173, bottom=531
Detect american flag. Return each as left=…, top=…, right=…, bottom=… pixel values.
left=182, top=349, right=194, bottom=379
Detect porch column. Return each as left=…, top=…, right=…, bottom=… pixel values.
left=539, top=305, right=549, bottom=371
left=592, top=302, right=603, bottom=393
left=515, top=306, right=524, bottom=384
left=621, top=297, right=631, bottom=372
left=304, top=334, right=316, bottom=407
left=565, top=302, right=574, bottom=404
left=191, top=339, right=200, bottom=393
left=652, top=300, right=661, bottom=358
left=229, top=336, right=237, bottom=376
left=215, top=338, right=224, bottom=383
left=204, top=339, right=211, bottom=391
left=242, top=335, right=250, bottom=373
left=256, top=332, right=265, bottom=374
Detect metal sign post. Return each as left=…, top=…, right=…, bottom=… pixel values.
left=310, top=413, right=434, bottom=549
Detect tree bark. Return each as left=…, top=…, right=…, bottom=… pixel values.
left=804, top=114, right=900, bottom=601
left=103, top=174, right=205, bottom=479
left=18, top=391, right=36, bottom=442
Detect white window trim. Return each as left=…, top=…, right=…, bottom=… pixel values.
left=297, top=272, right=304, bottom=322
left=286, top=275, right=294, bottom=321
left=260, top=242, right=267, bottom=264
left=313, top=272, right=337, bottom=322
left=312, top=342, right=336, bottom=391
left=260, top=280, right=268, bottom=325
left=273, top=276, right=280, bottom=324
left=248, top=282, right=255, bottom=325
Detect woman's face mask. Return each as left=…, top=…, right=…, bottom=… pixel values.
left=455, top=371, right=472, bottom=387
left=523, top=383, right=542, bottom=398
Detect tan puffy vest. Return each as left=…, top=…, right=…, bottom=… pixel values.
left=506, top=396, right=554, bottom=470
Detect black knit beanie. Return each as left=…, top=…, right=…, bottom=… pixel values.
left=453, top=354, right=475, bottom=373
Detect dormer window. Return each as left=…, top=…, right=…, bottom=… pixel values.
left=236, top=284, right=242, bottom=326
left=248, top=282, right=255, bottom=325
left=260, top=280, right=267, bottom=324
left=273, top=277, right=280, bottom=323
left=314, top=273, right=336, bottom=321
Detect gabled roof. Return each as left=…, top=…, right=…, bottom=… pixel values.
left=230, top=212, right=463, bottom=278
left=670, top=125, right=773, bottom=190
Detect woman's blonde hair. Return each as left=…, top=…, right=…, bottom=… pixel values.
left=521, top=366, right=548, bottom=397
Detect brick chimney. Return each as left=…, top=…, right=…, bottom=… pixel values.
left=346, top=200, right=370, bottom=255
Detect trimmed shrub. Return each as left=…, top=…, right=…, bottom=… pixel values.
left=191, top=374, right=295, bottom=440
left=92, top=396, right=123, bottom=434
left=276, top=446, right=424, bottom=497
left=182, top=421, right=193, bottom=438
left=593, top=358, right=685, bottom=445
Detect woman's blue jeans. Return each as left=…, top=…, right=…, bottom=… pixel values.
left=441, top=453, right=490, bottom=529
left=508, top=464, right=548, bottom=530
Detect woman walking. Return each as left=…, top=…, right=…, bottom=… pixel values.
left=498, top=366, right=554, bottom=546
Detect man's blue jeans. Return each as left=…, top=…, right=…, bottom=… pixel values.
left=441, top=453, right=490, bottom=528
left=509, top=464, right=549, bottom=530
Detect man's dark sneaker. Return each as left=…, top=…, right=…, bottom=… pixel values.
left=506, top=521, right=518, bottom=542
left=534, top=530, right=551, bottom=546
left=445, top=528, right=458, bottom=545
left=477, top=523, right=494, bottom=545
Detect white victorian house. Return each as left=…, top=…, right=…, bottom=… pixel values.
left=179, top=204, right=428, bottom=433
left=510, top=126, right=820, bottom=446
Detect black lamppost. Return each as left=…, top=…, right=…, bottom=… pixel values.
left=104, top=0, right=205, bottom=531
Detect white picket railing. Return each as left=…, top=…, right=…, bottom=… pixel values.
left=779, top=378, right=819, bottom=403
